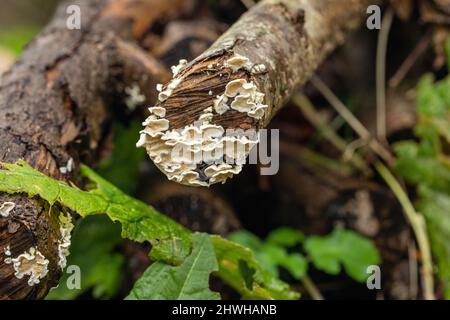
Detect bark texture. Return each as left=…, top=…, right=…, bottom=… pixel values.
left=140, top=0, right=376, bottom=187
left=0, top=0, right=195, bottom=300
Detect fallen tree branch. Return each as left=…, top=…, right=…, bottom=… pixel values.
left=138, top=0, right=376, bottom=187
left=0, top=0, right=196, bottom=299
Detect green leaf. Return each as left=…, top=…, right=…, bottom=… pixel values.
left=127, top=233, right=220, bottom=300
left=228, top=231, right=262, bottom=251
left=228, top=228, right=307, bottom=296
left=394, top=155, right=450, bottom=193
left=212, top=236, right=300, bottom=300
left=0, top=160, right=191, bottom=264
left=304, top=229, right=380, bottom=282
left=46, top=216, right=124, bottom=300
left=266, top=227, right=304, bottom=247
left=279, top=253, right=308, bottom=280
left=418, top=186, right=450, bottom=299
left=229, top=229, right=307, bottom=284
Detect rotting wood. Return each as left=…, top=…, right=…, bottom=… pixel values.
left=138, top=0, right=377, bottom=187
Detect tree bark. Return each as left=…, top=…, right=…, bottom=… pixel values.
left=0, top=0, right=196, bottom=300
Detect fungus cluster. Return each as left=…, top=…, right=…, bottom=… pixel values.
left=57, top=212, right=74, bottom=270
left=137, top=54, right=267, bottom=187
left=0, top=201, right=15, bottom=217
left=4, top=247, right=49, bottom=286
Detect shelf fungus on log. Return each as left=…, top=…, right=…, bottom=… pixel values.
left=138, top=0, right=375, bottom=187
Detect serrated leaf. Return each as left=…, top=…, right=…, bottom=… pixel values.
left=127, top=233, right=220, bottom=300
left=304, top=229, right=380, bottom=282
left=212, top=236, right=300, bottom=300
left=0, top=161, right=297, bottom=300
left=0, top=160, right=191, bottom=264
left=46, top=216, right=124, bottom=300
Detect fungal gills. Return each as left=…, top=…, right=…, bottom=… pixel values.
left=4, top=247, right=49, bottom=286
left=137, top=55, right=268, bottom=187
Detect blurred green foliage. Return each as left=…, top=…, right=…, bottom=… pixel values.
left=127, top=233, right=220, bottom=300
left=0, top=27, right=38, bottom=55
left=394, top=39, right=450, bottom=299
left=229, top=227, right=380, bottom=283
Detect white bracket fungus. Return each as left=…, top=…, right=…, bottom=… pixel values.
left=0, top=201, right=15, bottom=217
left=214, top=78, right=268, bottom=120
left=171, top=59, right=188, bottom=77
left=57, top=212, right=74, bottom=270
left=137, top=55, right=268, bottom=186
left=5, top=247, right=49, bottom=286
left=3, top=245, right=11, bottom=256
left=224, top=54, right=252, bottom=72
left=59, top=157, right=74, bottom=175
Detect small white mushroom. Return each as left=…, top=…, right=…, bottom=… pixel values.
left=142, top=119, right=170, bottom=136
left=251, top=63, right=267, bottom=74
left=0, top=202, right=15, bottom=217
left=248, top=104, right=268, bottom=119
left=213, top=95, right=229, bottom=115
left=4, top=245, right=11, bottom=256
left=224, top=79, right=251, bottom=97
left=158, top=78, right=182, bottom=102
left=125, top=84, right=146, bottom=110
left=57, top=212, right=74, bottom=270
left=10, top=247, right=49, bottom=286
left=136, top=133, right=148, bottom=147
left=230, top=95, right=255, bottom=113
left=225, top=54, right=251, bottom=72
left=149, top=106, right=166, bottom=118
left=171, top=59, right=188, bottom=77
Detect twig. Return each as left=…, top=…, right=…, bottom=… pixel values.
left=301, top=275, right=324, bottom=300
left=310, top=76, right=395, bottom=165
left=375, top=162, right=435, bottom=300
left=292, top=93, right=370, bottom=174
left=310, top=75, right=435, bottom=300
left=376, top=7, right=394, bottom=142
left=389, top=34, right=431, bottom=88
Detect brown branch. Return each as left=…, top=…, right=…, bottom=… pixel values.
left=0, top=0, right=196, bottom=300
left=138, top=0, right=376, bottom=187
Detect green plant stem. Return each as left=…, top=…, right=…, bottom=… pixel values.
left=376, top=7, right=394, bottom=142
left=301, top=275, right=324, bottom=300
left=293, top=93, right=370, bottom=175
left=375, top=162, right=435, bottom=300
left=310, top=76, right=395, bottom=166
